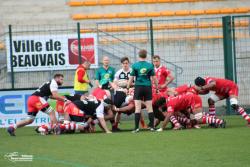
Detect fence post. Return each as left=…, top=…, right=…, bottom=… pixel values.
left=222, top=16, right=236, bottom=115
left=149, top=19, right=154, bottom=61
left=77, top=22, right=82, bottom=65
left=8, top=25, right=14, bottom=89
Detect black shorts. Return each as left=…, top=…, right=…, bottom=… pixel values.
left=69, top=115, right=85, bottom=122
left=112, top=91, right=126, bottom=108
left=133, top=85, right=152, bottom=101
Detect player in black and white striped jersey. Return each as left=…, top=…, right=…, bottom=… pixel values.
left=114, top=57, right=132, bottom=88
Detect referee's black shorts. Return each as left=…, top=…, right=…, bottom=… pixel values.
left=133, top=85, right=152, bottom=101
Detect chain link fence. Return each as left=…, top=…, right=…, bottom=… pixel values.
left=233, top=15, right=250, bottom=109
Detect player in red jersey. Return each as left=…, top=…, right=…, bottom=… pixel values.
left=156, top=94, right=226, bottom=131
left=7, top=74, right=69, bottom=136
left=167, top=84, right=200, bottom=96
left=195, top=76, right=250, bottom=127
left=152, top=55, right=174, bottom=93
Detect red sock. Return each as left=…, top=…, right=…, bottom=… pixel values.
left=140, top=119, right=146, bottom=127
left=238, top=107, right=250, bottom=123
left=112, top=122, right=118, bottom=129
left=170, top=116, right=180, bottom=127
left=209, top=105, right=216, bottom=116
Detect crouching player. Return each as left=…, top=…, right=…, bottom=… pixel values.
left=7, top=74, right=69, bottom=136
left=195, top=76, right=250, bottom=127
left=156, top=94, right=226, bottom=132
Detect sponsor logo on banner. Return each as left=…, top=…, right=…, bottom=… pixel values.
left=0, top=88, right=73, bottom=128
left=68, top=38, right=95, bottom=64
left=5, top=34, right=98, bottom=72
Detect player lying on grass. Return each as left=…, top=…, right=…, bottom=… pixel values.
left=155, top=94, right=226, bottom=132
left=7, top=74, right=69, bottom=136
left=195, top=76, right=250, bottom=127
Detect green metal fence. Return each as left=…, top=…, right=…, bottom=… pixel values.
left=232, top=15, right=250, bottom=110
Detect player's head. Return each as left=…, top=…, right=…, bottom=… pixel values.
left=102, top=56, right=110, bottom=67
left=54, top=73, right=64, bottom=86
left=155, top=97, right=166, bottom=108
left=138, top=49, right=147, bottom=59
left=82, top=61, right=91, bottom=69
left=152, top=55, right=161, bottom=68
left=194, top=77, right=206, bottom=86
left=120, top=57, right=130, bottom=70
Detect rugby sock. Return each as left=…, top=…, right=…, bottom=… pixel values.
left=148, top=112, right=154, bottom=128
left=170, top=116, right=181, bottom=127
left=202, top=116, right=223, bottom=125
left=209, top=104, right=216, bottom=116
left=237, top=107, right=250, bottom=123
left=140, top=118, right=146, bottom=128
left=176, top=116, right=190, bottom=125
left=64, top=122, right=78, bottom=131
left=134, top=113, right=141, bottom=130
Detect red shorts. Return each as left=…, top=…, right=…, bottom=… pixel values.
left=56, top=100, right=65, bottom=114
left=215, top=85, right=239, bottom=98
left=27, top=95, right=49, bottom=113
left=65, top=102, right=85, bottom=117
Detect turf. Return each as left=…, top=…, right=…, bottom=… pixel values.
left=0, top=116, right=250, bottom=167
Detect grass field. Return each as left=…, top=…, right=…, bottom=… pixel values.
left=0, top=115, right=250, bottom=167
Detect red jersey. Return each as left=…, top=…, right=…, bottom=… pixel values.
left=154, top=65, right=171, bottom=92
left=91, top=88, right=108, bottom=100
left=205, top=77, right=238, bottom=96
left=166, top=94, right=199, bottom=113
left=175, top=84, right=198, bottom=95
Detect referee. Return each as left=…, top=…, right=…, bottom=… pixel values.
left=127, top=49, right=158, bottom=132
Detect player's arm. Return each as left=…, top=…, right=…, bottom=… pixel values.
left=49, top=81, right=68, bottom=102
left=127, top=76, right=135, bottom=89
left=201, top=81, right=216, bottom=90
left=98, top=117, right=112, bottom=133
left=114, top=103, right=135, bottom=113
left=77, top=69, right=90, bottom=83
left=165, top=73, right=174, bottom=86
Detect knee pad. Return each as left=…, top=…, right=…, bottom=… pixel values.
left=230, top=98, right=239, bottom=110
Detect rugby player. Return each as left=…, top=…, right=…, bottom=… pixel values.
left=7, top=74, right=68, bottom=136
left=195, top=76, right=250, bottom=127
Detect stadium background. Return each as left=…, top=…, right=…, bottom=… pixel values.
left=0, top=0, right=250, bottom=115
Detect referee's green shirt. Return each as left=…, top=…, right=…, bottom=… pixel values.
left=95, top=66, right=115, bottom=85
left=130, top=61, right=155, bottom=86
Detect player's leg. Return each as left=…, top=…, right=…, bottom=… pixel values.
left=133, top=100, right=142, bottom=132
left=169, top=115, right=182, bottom=130
left=208, top=94, right=222, bottom=116
left=140, top=112, right=148, bottom=129
left=192, top=107, right=225, bottom=128
left=230, top=95, right=250, bottom=126
left=143, top=86, right=155, bottom=131
left=7, top=96, right=41, bottom=136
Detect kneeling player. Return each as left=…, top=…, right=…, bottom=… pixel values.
left=195, top=76, right=250, bottom=127
left=157, top=94, right=226, bottom=132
